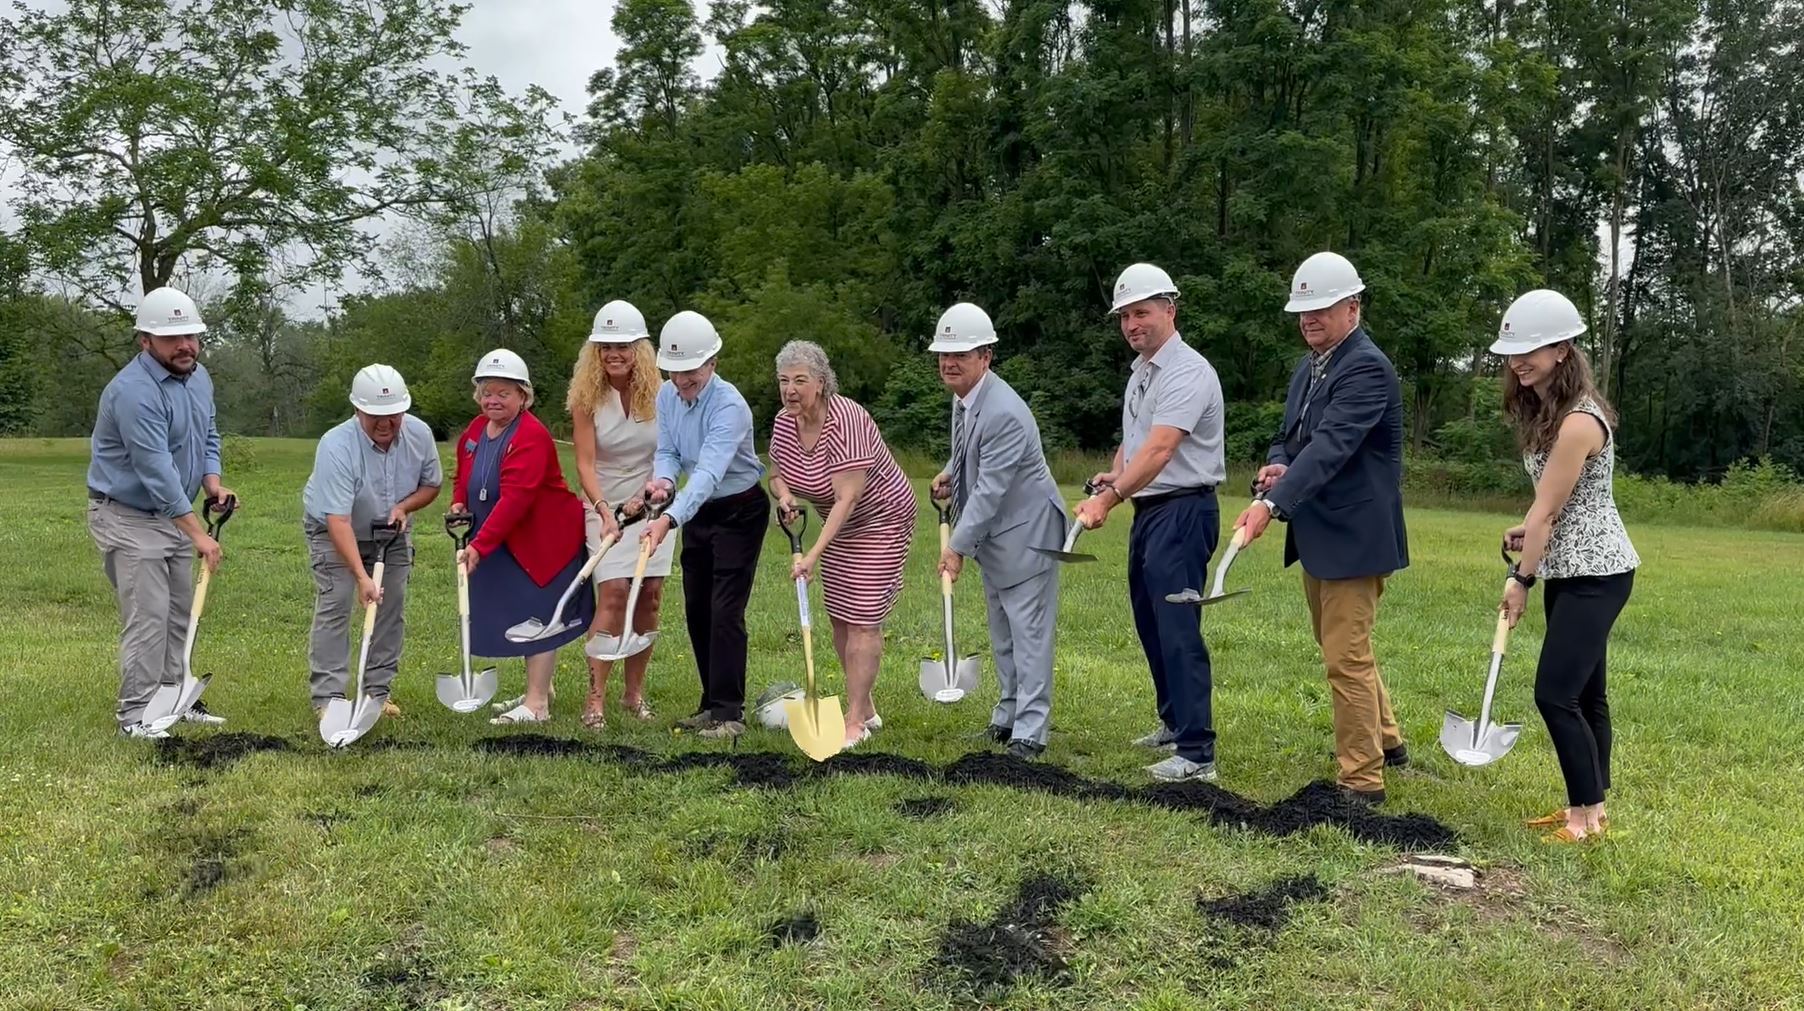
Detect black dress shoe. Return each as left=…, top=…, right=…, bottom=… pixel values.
left=974, top=723, right=1010, bottom=743
left=1337, top=785, right=1386, bottom=806
left=1006, top=739, right=1045, bottom=761
left=1383, top=744, right=1409, bottom=768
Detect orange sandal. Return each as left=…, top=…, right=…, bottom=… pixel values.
left=1541, top=825, right=1601, bottom=844
left=1527, top=809, right=1609, bottom=830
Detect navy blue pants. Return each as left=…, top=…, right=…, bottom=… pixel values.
left=1128, top=491, right=1220, bottom=764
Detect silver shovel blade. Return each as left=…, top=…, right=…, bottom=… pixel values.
left=919, top=655, right=982, bottom=703
left=437, top=667, right=500, bottom=713
left=1030, top=547, right=1096, bottom=563
left=586, top=630, right=658, bottom=662
left=1438, top=711, right=1525, bottom=767
left=1164, top=587, right=1250, bottom=607
left=321, top=695, right=383, bottom=748
left=141, top=675, right=210, bottom=734
left=504, top=615, right=584, bottom=643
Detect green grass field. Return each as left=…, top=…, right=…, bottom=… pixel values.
left=3, top=437, right=1802, bottom=1010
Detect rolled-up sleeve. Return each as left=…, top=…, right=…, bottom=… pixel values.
left=1149, top=361, right=1211, bottom=434
left=121, top=389, right=192, bottom=518
left=311, top=440, right=359, bottom=518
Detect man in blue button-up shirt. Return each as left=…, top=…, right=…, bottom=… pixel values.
left=85, top=287, right=236, bottom=738
left=640, top=310, right=768, bottom=739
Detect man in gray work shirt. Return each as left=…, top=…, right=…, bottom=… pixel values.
left=300, top=365, right=441, bottom=719
left=1075, top=263, right=1227, bottom=783
left=87, top=287, right=236, bottom=739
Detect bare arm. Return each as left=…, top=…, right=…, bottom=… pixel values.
left=1515, top=413, right=1606, bottom=577
left=807, top=469, right=869, bottom=564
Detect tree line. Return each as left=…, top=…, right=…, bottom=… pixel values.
left=1, top=0, right=1799, bottom=485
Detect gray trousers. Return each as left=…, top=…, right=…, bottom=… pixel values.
left=88, top=499, right=195, bottom=727
left=984, top=564, right=1060, bottom=745
left=306, top=525, right=411, bottom=705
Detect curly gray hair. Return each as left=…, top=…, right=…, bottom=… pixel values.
left=774, top=339, right=839, bottom=400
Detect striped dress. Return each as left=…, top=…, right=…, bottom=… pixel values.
left=768, top=395, right=918, bottom=625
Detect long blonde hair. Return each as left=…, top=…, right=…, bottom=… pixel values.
left=567, top=339, right=657, bottom=422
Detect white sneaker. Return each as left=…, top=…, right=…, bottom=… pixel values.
left=180, top=701, right=226, bottom=725
left=1146, top=755, right=1217, bottom=782
left=1133, top=725, right=1178, bottom=751
left=119, top=722, right=170, bottom=740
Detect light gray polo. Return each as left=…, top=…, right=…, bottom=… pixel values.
left=301, top=415, right=442, bottom=538
left=1121, top=332, right=1226, bottom=496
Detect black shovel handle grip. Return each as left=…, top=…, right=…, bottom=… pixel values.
left=930, top=495, right=953, bottom=525
left=444, top=510, right=474, bottom=549
left=203, top=494, right=236, bottom=538
left=775, top=502, right=809, bottom=552
left=372, top=518, right=405, bottom=552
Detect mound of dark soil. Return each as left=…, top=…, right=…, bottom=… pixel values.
left=818, top=752, right=934, bottom=780
left=155, top=732, right=292, bottom=770
left=1198, top=874, right=1329, bottom=931
left=932, top=873, right=1085, bottom=997
left=765, top=911, right=820, bottom=947
left=473, top=734, right=597, bottom=760
left=1260, top=781, right=1458, bottom=849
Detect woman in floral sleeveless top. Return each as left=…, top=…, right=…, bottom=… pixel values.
left=1493, top=290, right=1640, bottom=845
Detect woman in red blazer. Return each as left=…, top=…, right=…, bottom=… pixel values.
left=453, top=348, right=593, bottom=724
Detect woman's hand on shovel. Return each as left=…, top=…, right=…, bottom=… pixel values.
left=459, top=547, right=481, bottom=576
left=791, top=551, right=819, bottom=583
left=1500, top=579, right=1527, bottom=629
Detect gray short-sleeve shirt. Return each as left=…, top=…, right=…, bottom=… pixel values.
left=302, top=415, right=442, bottom=538
left=1121, top=333, right=1226, bottom=496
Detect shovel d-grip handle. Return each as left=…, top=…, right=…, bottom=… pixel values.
left=203, top=494, right=236, bottom=538
left=776, top=501, right=809, bottom=554
left=444, top=510, right=474, bottom=549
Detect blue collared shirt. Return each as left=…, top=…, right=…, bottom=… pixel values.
left=87, top=351, right=221, bottom=518
left=652, top=375, right=764, bottom=526
left=301, top=414, right=442, bottom=538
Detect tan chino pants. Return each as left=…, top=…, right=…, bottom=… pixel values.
left=1303, top=573, right=1403, bottom=792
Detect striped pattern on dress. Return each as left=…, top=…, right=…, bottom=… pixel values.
left=768, top=395, right=918, bottom=625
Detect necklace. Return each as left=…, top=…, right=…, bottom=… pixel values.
left=474, top=417, right=517, bottom=502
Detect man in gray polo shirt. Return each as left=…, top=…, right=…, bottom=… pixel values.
left=87, top=287, right=236, bottom=738
left=1075, top=263, right=1227, bottom=783
left=300, top=365, right=441, bottom=718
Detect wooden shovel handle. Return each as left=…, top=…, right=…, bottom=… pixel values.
left=1491, top=609, right=1511, bottom=655
left=190, top=564, right=212, bottom=624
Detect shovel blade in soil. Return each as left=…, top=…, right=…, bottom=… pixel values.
left=436, top=667, right=499, bottom=713
left=784, top=694, right=844, bottom=762
left=141, top=674, right=211, bottom=733
left=320, top=695, right=383, bottom=748
left=585, top=630, right=657, bottom=662
left=1438, top=712, right=1523, bottom=767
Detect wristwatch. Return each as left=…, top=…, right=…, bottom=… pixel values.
left=1508, top=563, right=1537, bottom=589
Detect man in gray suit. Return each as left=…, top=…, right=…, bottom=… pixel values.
left=928, top=302, right=1066, bottom=760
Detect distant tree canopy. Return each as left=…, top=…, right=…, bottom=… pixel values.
left=2, top=0, right=1800, bottom=483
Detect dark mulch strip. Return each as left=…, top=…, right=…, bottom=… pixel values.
left=817, top=752, right=935, bottom=780
left=931, top=873, right=1085, bottom=997
left=1259, top=781, right=1459, bottom=849
left=155, top=732, right=292, bottom=770
left=942, top=751, right=1130, bottom=801
left=1197, top=874, right=1330, bottom=932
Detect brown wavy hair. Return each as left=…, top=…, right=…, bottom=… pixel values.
left=566, top=339, right=658, bottom=422
left=1501, top=341, right=1617, bottom=453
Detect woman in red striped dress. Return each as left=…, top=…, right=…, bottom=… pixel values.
left=768, top=340, right=918, bottom=749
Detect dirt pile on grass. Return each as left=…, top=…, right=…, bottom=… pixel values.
left=1197, top=874, right=1329, bottom=932
left=155, top=732, right=292, bottom=770
left=931, top=873, right=1085, bottom=998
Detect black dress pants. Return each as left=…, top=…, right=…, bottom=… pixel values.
left=680, top=486, right=770, bottom=721
left=1534, top=570, right=1634, bottom=807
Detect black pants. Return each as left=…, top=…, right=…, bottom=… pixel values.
left=1128, top=490, right=1220, bottom=764
left=1534, top=570, right=1634, bottom=807
left=680, top=486, right=770, bottom=722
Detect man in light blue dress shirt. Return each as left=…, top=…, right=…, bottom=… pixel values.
left=640, top=310, right=768, bottom=739
left=86, top=287, right=236, bottom=738
left=300, top=365, right=442, bottom=719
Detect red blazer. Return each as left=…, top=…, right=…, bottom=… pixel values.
left=453, top=411, right=585, bottom=587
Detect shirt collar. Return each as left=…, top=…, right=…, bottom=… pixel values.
left=956, top=370, right=990, bottom=408
left=136, top=350, right=176, bottom=383
left=680, top=374, right=718, bottom=410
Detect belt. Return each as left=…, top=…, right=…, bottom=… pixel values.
left=1130, top=485, right=1216, bottom=511
left=693, top=484, right=766, bottom=516
left=88, top=490, right=155, bottom=513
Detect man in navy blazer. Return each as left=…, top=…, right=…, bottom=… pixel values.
left=1234, top=251, right=1409, bottom=804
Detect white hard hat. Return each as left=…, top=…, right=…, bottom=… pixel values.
left=135, top=287, right=207, bottom=337
left=1491, top=289, right=1586, bottom=356
left=1108, top=263, right=1181, bottom=314
left=588, top=300, right=650, bottom=343
left=473, top=348, right=531, bottom=386
left=1285, top=251, right=1366, bottom=313
left=349, top=364, right=412, bottom=415
left=927, top=302, right=999, bottom=353
left=657, top=310, right=723, bottom=370
left=753, top=681, right=804, bottom=730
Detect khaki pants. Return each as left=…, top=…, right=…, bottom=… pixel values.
left=88, top=499, right=194, bottom=727
left=1303, top=573, right=1403, bottom=791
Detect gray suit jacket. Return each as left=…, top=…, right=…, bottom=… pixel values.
left=946, top=373, right=1066, bottom=590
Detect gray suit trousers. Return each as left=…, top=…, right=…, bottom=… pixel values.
left=306, top=525, right=411, bottom=705
left=88, top=499, right=195, bottom=727
left=983, top=563, right=1060, bottom=745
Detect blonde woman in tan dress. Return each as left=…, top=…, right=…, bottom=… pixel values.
left=567, top=300, right=676, bottom=729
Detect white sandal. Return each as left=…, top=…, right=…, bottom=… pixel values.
left=491, top=687, right=556, bottom=713
left=489, top=704, right=550, bottom=726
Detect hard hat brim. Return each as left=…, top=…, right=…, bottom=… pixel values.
left=1285, top=283, right=1365, bottom=313
left=927, top=335, right=998, bottom=353
left=140, top=322, right=208, bottom=337
left=656, top=337, right=722, bottom=371
left=1107, top=291, right=1179, bottom=315
left=351, top=395, right=412, bottom=416
left=1489, top=330, right=1583, bottom=356
left=588, top=331, right=650, bottom=344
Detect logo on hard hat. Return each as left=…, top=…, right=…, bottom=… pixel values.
left=605, top=318, right=614, bottom=327
left=1503, top=322, right=1511, bottom=331
left=1298, top=282, right=1309, bottom=291
left=381, top=387, right=391, bottom=395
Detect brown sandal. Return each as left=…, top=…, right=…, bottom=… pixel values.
left=1541, top=825, right=1601, bottom=844
left=580, top=707, right=606, bottom=731
left=1527, top=809, right=1609, bottom=830
left=624, top=699, right=654, bottom=721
